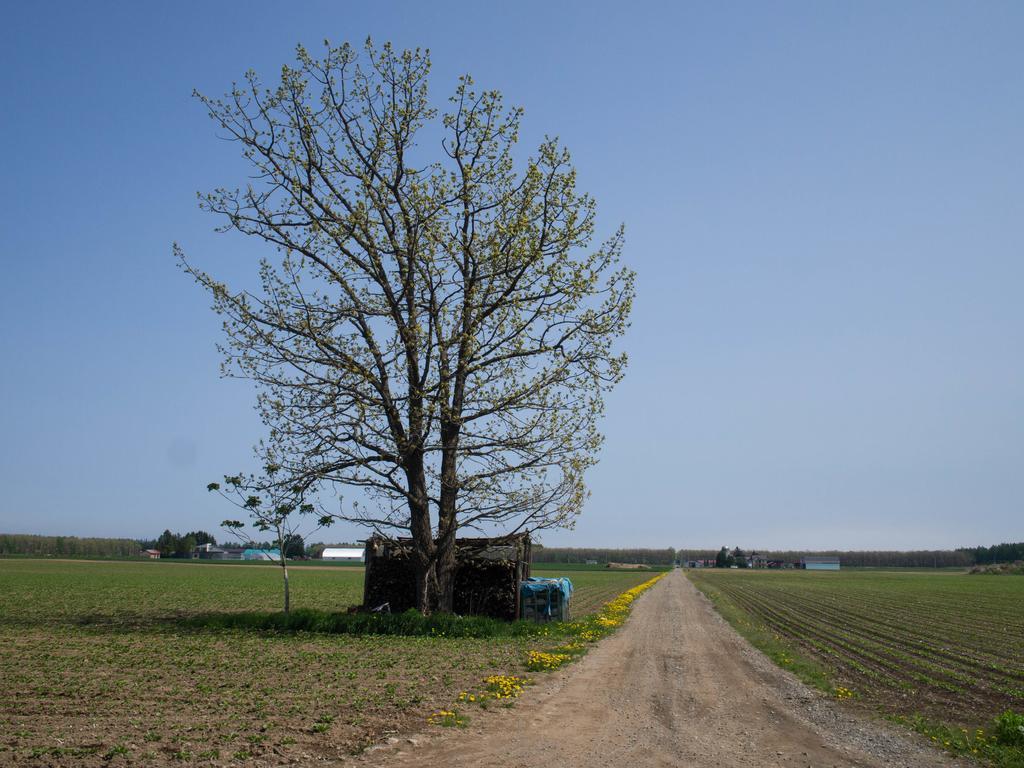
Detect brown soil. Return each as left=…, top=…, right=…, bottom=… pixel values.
left=357, top=570, right=962, bottom=768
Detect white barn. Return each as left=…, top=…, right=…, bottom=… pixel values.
left=321, top=547, right=365, bottom=563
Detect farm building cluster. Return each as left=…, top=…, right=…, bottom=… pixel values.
left=191, top=543, right=281, bottom=561
left=684, top=553, right=841, bottom=570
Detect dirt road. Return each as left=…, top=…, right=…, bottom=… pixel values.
left=359, top=570, right=960, bottom=768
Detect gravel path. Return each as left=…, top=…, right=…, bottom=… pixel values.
left=356, top=570, right=963, bottom=767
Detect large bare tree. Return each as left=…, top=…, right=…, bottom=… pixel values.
left=178, top=40, right=634, bottom=613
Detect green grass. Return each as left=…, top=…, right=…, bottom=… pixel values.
left=0, top=559, right=652, bottom=625
left=158, top=556, right=366, bottom=567
left=0, top=558, right=653, bottom=766
left=180, top=569, right=656, bottom=638
left=893, top=712, right=1024, bottom=768
left=0, top=558, right=365, bottom=623
left=688, top=568, right=1024, bottom=766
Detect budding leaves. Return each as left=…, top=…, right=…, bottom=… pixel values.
left=182, top=39, right=634, bottom=563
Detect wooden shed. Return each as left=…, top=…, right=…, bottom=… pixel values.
left=362, top=534, right=532, bottom=620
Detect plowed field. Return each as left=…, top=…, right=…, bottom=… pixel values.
left=687, top=569, right=1024, bottom=728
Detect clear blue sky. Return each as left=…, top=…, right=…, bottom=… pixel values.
left=2, top=1, right=1022, bottom=550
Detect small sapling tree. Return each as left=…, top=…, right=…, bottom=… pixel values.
left=208, top=470, right=332, bottom=613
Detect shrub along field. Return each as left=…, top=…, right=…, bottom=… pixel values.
left=0, top=559, right=653, bottom=765
left=687, top=569, right=1024, bottom=764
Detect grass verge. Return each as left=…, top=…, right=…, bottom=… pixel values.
left=892, top=711, right=1024, bottom=768
left=182, top=572, right=669, bottom=642
left=183, top=607, right=524, bottom=638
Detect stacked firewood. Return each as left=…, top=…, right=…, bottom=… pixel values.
left=363, top=536, right=526, bottom=620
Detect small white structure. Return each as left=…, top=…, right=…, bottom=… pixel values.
left=321, top=547, right=365, bottom=563
left=801, top=556, right=841, bottom=571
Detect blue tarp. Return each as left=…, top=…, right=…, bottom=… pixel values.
left=520, top=577, right=573, bottom=620
left=243, top=548, right=280, bottom=560
left=521, top=576, right=574, bottom=600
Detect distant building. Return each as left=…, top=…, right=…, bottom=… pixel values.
left=321, top=547, right=364, bottom=563
left=686, top=559, right=717, bottom=568
left=193, top=543, right=279, bottom=561
left=243, top=548, right=280, bottom=561
left=142, top=549, right=161, bottom=559
left=193, top=543, right=234, bottom=559
left=748, top=552, right=768, bottom=568
left=193, top=543, right=222, bottom=559
left=801, top=556, right=840, bottom=571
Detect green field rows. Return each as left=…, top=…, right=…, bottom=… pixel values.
left=687, top=569, right=1024, bottom=729
left=0, top=559, right=651, bottom=765
left=0, top=559, right=366, bottom=623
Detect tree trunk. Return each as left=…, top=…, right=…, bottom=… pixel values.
left=434, top=472, right=458, bottom=614
left=405, top=453, right=435, bottom=614
left=433, top=414, right=462, bottom=613
left=277, top=527, right=290, bottom=614
left=434, top=537, right=457, bottom=614
left=280, top=561, right=288, bottom=618
left=282, top=560, right=290, bottom=614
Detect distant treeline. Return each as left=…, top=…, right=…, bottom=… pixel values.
left=139, top=530, right=220, bottom=558
left=141, top=530, right=311, bottom=559
left=533, top=547, right=677, bottom=565
left=676, top=548, right=973, bottom=568
left=3, top=534, right=1021, bottom=567
left=958, top=542, right=1024, bottom=565
left=533, top=546, right=980, bottom=568
left=0, top=534, right=141, bottom=558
